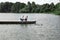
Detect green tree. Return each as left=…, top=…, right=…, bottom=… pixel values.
left=49, top=3, right=55, bottom=12
left=27, top=1, right=32, bottom=12
left=0, top=2, right=4, bottom=12
left=31, top=2, right=37, bottom=13
left=11, top=2, right=21, bottom=13
left=19, top=6, right=29, bottom=13
left=0, top=3, right=1, bottom=12
left=54, top=3, right=60, bottom=15
left=11, top=2, right=26, bottom=13
left=0, top=2, right=13, bottom=12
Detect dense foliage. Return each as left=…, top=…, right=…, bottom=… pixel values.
left=0, top=2, right=60, bottom=15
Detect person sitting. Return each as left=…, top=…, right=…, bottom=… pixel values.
left=25, top=16, right=28, bottom=21
left=20, top=16, right=24, bottom=21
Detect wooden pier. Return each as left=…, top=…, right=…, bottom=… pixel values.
left=0, top=21, right=36, bottom=24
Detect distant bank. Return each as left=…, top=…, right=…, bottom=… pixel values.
left=0, top=2, right=60, bottom=15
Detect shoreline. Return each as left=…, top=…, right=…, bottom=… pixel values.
left=0, top=12, right=60, bottom=15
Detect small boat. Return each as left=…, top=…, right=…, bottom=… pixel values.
left=0, top=21, right=36, bottom=24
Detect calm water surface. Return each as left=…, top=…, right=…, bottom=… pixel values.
left=0, top=13, right=60, bottom=40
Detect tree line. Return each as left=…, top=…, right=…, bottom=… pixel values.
left=0, top=2, right=60, bottom=14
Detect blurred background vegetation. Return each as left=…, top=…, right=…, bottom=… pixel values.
left=0, top=2, right=60, bottom=15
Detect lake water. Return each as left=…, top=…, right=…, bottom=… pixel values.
left=0, top=13, right=60, bottom=40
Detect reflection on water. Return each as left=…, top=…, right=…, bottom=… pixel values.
left=0, top=13, right=60, bottom=40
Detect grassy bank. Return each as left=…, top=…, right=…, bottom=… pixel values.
left=0, top=2, right=60, bottom=15
left=53, top=11, right=60, bottom=15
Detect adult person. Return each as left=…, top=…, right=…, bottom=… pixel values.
left=20, top=15, right=24, bottom=21
left=25, top=16, right=28, bottom=21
